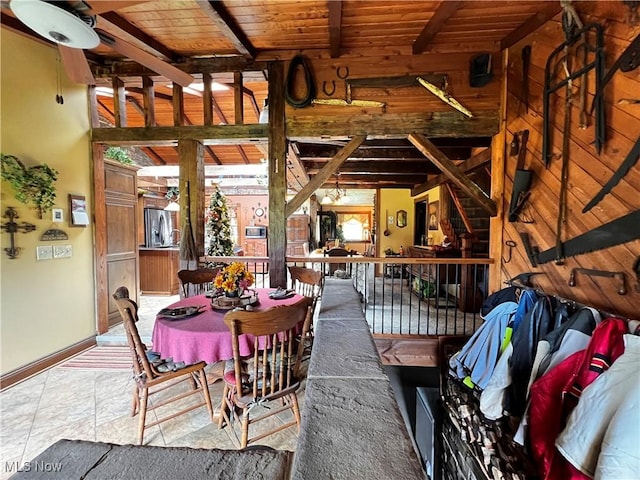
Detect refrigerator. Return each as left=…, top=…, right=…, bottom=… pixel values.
left=144, top=208, right=173, bottom=247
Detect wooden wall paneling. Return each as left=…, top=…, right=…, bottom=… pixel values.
left=499, top=5, right=640, bottom=319
left=93, top=144, right=109, bottom=335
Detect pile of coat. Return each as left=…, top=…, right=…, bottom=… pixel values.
left=449, top=286, right=639, bottom=480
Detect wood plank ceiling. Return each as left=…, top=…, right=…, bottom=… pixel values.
left=1, top=0, right=562, bottom=191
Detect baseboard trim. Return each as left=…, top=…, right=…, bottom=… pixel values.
left=0, top=336, right=96, bottom=391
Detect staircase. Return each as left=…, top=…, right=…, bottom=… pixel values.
left=446, top=170, right=491, bottom=257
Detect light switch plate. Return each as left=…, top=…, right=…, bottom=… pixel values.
left=53, top=245, right=73, bottom=259
left=36, top=246, right=53, bottom=260
left=388, top=215, right=394, bottom=224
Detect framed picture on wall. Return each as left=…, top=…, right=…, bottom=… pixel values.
left=428, top=201, right=439, bottom=230
left=69, top=194, right=89, bottom=226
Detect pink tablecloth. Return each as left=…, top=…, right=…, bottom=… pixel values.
left=151, top=288, right=304, bottom=364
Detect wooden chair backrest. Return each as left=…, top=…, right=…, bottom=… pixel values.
left=288, top=266, right=324, bottom=300
left=112, top=287, right=155, bottom=382
left=178, top=267, right=221, bottom=297
left=223, top=297, right=313, bottom=400
left=325, top=247, right=351, bottom=257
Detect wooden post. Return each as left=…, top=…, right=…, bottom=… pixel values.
left=234, top=71, right=244, bottom=124
left=173, top=84, right=184, bottom=126
left=203, top=72, right=213, bottom=126
left=488, top=49, right=509, bottom=295
left=142, top=76, right=156, bottom=127
left=267, top=61, right=287, bottom=288
left=178, top=139, right=205, bottom=270
left=112, top=77, right=126, bottom=128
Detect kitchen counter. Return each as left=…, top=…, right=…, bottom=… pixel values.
left=139, top=248, right=180, bottom=295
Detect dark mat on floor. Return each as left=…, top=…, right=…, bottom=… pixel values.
left=10, top=439, right=292, bottom=480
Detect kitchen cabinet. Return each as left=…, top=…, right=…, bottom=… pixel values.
left=287, top=214, right=309, bottom=256
left=139, top=247, right=180, bottom=295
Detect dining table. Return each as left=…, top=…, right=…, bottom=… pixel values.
left=151, top=288, right=304, bottom=365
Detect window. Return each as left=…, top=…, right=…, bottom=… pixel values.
left=336, top=212, right=371, bottom=241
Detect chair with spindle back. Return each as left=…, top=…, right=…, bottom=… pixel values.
left=218, top=296, right=313, bottom=448
left=177, top=267, right=221, bottom=297
left=112, top=286, right=215, bottom=445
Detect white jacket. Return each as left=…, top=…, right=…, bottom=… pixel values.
left=555, top=334, right=640, bottom=478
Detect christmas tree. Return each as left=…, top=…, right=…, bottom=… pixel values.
left=206, top=186, right=234, bottom=256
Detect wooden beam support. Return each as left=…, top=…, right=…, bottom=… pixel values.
left=489, top=49, right=509, bottom=294
left=91, top=124, right=268, bottom=145
left=286, top=135, right=365, bottom=217
left=446, top=183, right=474, bottom=234
left=178, top=139, right=205, bottom=269
left=412, top=1, right=463, bottom=54
left=287, top=144, right=309, bottom=191
left=411, top=147, right=491, bottom=195
left=500, top=4, right=562, bottom=50
left=267, top=61, right=287, bottom=288
left=142, top=76, right=156, bottom=127
left=234, top=71, right=244, bottom=125
left=196, top=0, right=256, bottom=58
left=88, top=86, right=100, bottom=128
left=112, top=77, right=126, bottom=128
left=173, top=84, right=184, bottom=127
left=202, top=72, right=213, bottom=126
left=328, top=0, right=342, bottom=58
left=408, top=134, right=496, bottom=216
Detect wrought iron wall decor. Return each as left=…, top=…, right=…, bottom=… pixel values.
left=1, top=207, right=36, bottom=259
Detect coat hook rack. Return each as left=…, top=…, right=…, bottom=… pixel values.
left=1, top=207, right=36, bottom=259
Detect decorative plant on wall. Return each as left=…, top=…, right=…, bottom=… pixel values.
left=1, top=154, right=58, bottom=219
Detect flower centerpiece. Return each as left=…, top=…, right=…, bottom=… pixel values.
left=213, top=262, right=255, bottom=298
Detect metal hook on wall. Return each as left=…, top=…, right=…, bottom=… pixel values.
left=502, top=240, right=517, bottom=264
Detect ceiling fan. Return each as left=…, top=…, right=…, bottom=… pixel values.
left=9, top=0, right=192, bottom=87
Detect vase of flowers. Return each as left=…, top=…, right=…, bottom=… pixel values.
left=213, top=262, right=255, bottom=298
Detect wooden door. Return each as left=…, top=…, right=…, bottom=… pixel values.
left=103, top=160, right=140, bottom=330
left=286, top=214, right=309, bottom=256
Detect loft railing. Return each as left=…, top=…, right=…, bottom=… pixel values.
left=287, top=256, right=493, bottom=337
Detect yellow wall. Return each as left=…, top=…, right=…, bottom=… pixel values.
left=1, top=29, right=96, bottom=374
left=378, top=189, right=414, bottom=255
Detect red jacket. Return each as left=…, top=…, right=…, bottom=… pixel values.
left=527, top=318, right=627, bottom=480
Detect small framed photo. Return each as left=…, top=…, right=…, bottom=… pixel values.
left=69, top=194, right=89, bottom=227
left=52, top=208, right=64, bottom=222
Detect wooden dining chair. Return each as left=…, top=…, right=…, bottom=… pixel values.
left=112, top=286, right=215, bottom=445
left=218, top=296, right=313, bottom=449
left=177, top=267, right=221, bottom=297
left=325, top=247, right=352, bottom=276
left=288, top=266, right=324, bottom=353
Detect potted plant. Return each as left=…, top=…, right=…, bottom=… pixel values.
left=1, top=153, right=58, bottom=219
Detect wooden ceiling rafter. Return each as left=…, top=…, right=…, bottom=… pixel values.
left=500, top=3, right=562, bottom=49
left=412, top=1, right=464, bottom=54
left=196, top=0, right=256, bottom=59
left=328, top=0, right=343, bottom=58
left=412, top=147, right=492, bottom=195
left=287, top=143, right=310, bottom=191
left=285, top=135, right=366, bottom=217
left=408, top=134, right=496, bottom=216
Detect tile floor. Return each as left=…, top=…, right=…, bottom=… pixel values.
left=0, top=295, right=303, bottom=480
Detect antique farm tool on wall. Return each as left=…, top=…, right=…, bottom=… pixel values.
left=568, top=267, right=627, bottom=295
left=582, top=135, right=640, bottom=213
left=589, top=32, right=640, bottom=116
left=508, top=130, right=533, bottom=222
left=520, top=45, right=532, bottom=114
left=502, top=240, right=517, bottom=264
left=520, top=209, right=640, bottom=266
left=543, top=23, right=604, bottom=167
left=506, top=271, right=545, bottom=288
left=416, top=76, right=473, bottom=118
left=1, top=207, right=36, bottom=259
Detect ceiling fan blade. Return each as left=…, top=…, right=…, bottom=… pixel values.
left=59, top=45, right=96, bottom=85
left=96, top=29, right=193, bottom=87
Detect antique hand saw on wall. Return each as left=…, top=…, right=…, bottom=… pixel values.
left=520, top=209, right=640, bottom=266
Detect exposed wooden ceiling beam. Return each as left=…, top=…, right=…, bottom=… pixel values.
left=286, top=135, right=366, bottom=217
left=299, top=146, right=472, bottom=161
left=287, top=143, right=309, bottom=191
left=500, top=4, right=562, bottom=49
left=196, top=0, right=256, bottom=58
left=412, top=1, right=464, bottom=54
left=92, top=57, right=268, bottom=77
left=328, top=0, right=343, bottom=58
left=317, top=173, right=426, bottom=184
left=98, top=12, right=182, bottom=62
left=408, top=134, right=496, bottom=216
left=305, top=160, right=440, bottom=175
left=412, top=147, right=491, bottom=195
